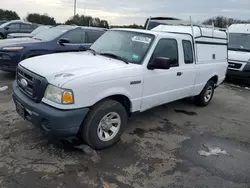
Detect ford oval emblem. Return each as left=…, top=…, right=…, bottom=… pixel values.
left=20, top=78, right=28, bottom=88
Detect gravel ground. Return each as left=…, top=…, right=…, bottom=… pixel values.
left=0, top=70, right=250, bottom=188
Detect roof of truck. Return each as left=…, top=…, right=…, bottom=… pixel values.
left=111, top=28, right=160, bottom=35
left=228, top=24, right=250, bottom=34
left=152, top=25, right=227, bottom=39
left=112, top=26, right=227, bottom=39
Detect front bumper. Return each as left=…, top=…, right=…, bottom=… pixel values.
left=227, top=70, right=250, bottom=80
left=0, top=51, right=21, bottom=72
left=12, top=80, right=89, bottom=137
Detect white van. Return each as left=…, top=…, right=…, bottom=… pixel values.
left=13, top=24, right=228, bottom=149
left=227, top=24, right=250, bottom=81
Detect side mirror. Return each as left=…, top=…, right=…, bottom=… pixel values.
left=5, top=27, right=9, bottom=30
left=58, top=38, right=70, bottom=45
left=148, top=57, right=171, bottom=70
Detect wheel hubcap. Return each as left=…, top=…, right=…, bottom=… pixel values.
left=97, top=112, right=121, bottom=142
left=204, top=86, right=213, bottom=102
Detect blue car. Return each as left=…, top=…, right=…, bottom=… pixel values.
left=0, top=25, right=107, bottom=72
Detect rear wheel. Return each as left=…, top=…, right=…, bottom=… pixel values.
left=0, top=34, right=4, bottom=40
left=194, top=80, right=215, bottom=106
left=79, top=99, right=127, bottom=150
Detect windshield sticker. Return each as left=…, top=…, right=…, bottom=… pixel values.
left=132, top=54, right=140, bottom=60
left=132, top=36, right=151, bottom=44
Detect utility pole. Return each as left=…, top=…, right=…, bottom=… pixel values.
left=74, top=0, right=76, bottom=16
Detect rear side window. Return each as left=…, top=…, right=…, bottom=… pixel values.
left=86, top=31, right=103, bottom=43
left=151, top=38, right=179, bottom=67
left=182, top=40, right=194, bottom=64
left=7, top=23, right=20, bottom=29
left=21, top=24, right=32, bottom=29
left=62, top=29, right=85, bottom=44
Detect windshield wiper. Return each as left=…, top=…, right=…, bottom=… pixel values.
left=33, top=37, right=42, bottom=41
left=100, top=53, right=129, bottom=64
left=87, top=48, right=97, bottom=55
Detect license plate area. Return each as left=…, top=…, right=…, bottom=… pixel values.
left=16, top=101, right=26, bottom=119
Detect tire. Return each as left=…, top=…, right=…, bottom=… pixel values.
left=0, top=34, right=3, bottom=40
left=194, top=80, right=215, bottom=107
left=80, top=99, right=128, bottom=150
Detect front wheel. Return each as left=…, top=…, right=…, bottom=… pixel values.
left=194, top=80, right=215, bottom=107
left=79, top=99, right=128, bottom=150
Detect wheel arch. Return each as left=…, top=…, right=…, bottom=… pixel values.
left=209, top=74, right=219, bottom=85
left=92, top=94, right=132, bottom=116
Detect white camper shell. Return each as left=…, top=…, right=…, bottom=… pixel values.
left=152, top=25, right=228, bottom=64
left=227, top=24, right=250, bottom=80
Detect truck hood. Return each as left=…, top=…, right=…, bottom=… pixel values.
left=20, top=52, right=137, bottom=86
left=228, top=50, right=250, bottom=62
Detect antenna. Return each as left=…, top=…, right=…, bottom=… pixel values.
left=190, top=16, right=194, bottom=37
left=74, top=0, right=76, bottom=16
left=212, top=22, right=214, bottom=37
left=146, top=16, right=151, bottom=30
left=190, top=16, right=198, bottom=63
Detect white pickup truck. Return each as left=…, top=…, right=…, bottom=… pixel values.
left=13, top=25, right=228, bottom=149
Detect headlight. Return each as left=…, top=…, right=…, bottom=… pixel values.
left=44, top=84, right=74, bottom=104
left=2, top=47, right=24, bottom=51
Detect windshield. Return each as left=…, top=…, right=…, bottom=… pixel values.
left=229, top=33, right=250, bottom=52
left=90, top=30, right=155, bottom=64
left=31, top=26, right=51, bottom=35
left=32, top=27, right=69, bottom=41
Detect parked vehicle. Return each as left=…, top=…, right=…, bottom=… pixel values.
left=0, top=20, right=38, bottom=39
left=0, top=25, right=106, bottom=72
left=13, top=23, right=227, bottom=149
left=144, top=17, right=181, bottom=30
left=0, top=20, right=7, bottom=25
left=7, top=25, right=52, bottom=39
left=227, top=24, right=250, bottom=81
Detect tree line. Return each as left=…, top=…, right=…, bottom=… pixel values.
left=202, top=16, right=250, bottom=28
left=1, top=8, right=250, bottom=29
left=0, top=9, right=109, bottom=28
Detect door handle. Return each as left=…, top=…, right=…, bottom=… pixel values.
left=177, top=72, right=183, bottom=76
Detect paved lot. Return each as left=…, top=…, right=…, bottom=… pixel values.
left=0, top=70, right=250, bottom=188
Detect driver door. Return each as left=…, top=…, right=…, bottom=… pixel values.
left=141, top=38, right=181, bottom=111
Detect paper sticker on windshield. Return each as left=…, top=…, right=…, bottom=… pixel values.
left=132, top=54, right=140, bottom=60
left=132, top=36, right=151, bottom=44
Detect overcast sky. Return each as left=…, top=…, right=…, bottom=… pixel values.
left=2, top=0, right=250, bottom=25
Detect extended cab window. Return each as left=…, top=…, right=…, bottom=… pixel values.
left=86, top=31, right=103, bottom=43
left=62, top=29, right=85, bottom=44
left=182, top=40, right=194, bottom=64
left=151, top=38, right=179, bottom=67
